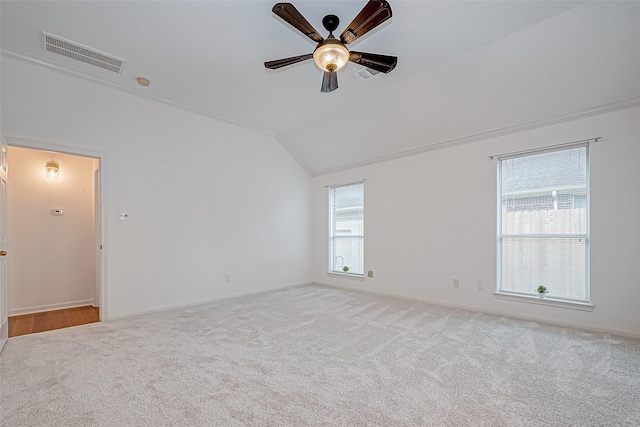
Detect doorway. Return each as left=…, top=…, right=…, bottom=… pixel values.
left=5, top=144, right=103, bottom=337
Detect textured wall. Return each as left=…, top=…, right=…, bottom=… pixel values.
left=1, top=57, right=312, bottom=319
left=313, top=106, right=640, bottom=338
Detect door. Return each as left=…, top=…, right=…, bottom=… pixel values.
left=94, top=165, right=102, bottom=313
left=0, top=136, right=8, bottom=352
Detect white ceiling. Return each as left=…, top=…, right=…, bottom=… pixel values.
left=2, top=1, right=640, bottom=175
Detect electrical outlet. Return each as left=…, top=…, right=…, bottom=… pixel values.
left=119, top=212, right=129, bottom=221
left=453, top=279, right=459, bottom=288
left=367, top=270, right=374, bottom=278
left=477, top=281, right=484, bottom=291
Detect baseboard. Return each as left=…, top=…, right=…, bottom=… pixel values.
left=105, top=282, right=311, bottom=321
left=311, top=282, right=640, bottom=340
left=9, top=299, right=95, bottom=317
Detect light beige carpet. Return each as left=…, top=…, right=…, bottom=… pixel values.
left=1, top=285, right=639, bottom=426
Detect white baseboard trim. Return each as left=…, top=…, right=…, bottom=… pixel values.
left=312, top=282, right=640, bottom=340
left=9, top=299, right=95, bottom=317
left=105, top=282, right=311, bottom=321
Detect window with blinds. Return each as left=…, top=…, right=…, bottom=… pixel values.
left=329, top=182, right=364, bottom=275
left=498, top=145, right=589, bottom=302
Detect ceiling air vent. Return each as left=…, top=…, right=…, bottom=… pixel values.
left=354, top=68, right=380, bottom=80
left=42, top=32, right=125, bottom=74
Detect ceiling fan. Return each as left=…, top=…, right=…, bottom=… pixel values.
left=265, top=1, right=397, bottom=93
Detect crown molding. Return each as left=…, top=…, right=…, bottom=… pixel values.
left=273, top=134, right=313, bottom=177
left=1, top=47, right=315, bottom=177
left=4, top=47, right=639, bottom=180
left=311, top=95, right=640, bottom=177
left=0, top=48, right=274, bottom=137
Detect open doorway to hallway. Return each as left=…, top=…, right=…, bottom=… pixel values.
left=6, top=146, right=101, bottom=337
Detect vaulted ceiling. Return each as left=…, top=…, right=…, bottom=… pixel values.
left=2, top=1, right=639, bottom=175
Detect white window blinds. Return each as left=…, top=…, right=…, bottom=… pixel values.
left=329, top=182, right=364, bottom=275
left=498, top=145, right=589, bottom=302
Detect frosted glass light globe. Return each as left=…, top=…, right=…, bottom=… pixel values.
left=313, top=38, right=349, bottom=72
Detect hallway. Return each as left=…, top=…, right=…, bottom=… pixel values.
left=8, top=306, right=99, bottom=337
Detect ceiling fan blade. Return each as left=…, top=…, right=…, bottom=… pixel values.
left=272, top=3, right=324, bottom=43
left=340, top=0, right=392, bottom=44
left=349, top=51, right=397, bottom=74
left=265, top=53, right=313, bottom=70
left=321, top=70, right=338, bottom=93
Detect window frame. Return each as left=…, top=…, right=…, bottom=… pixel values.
left=328, top=181, right=365, bottom=277
left=496, top=143, right=591, bottom=304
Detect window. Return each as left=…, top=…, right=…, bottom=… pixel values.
left=329, top=182, right=364, bottom=275
left=498, top=145, right=589, bottom=302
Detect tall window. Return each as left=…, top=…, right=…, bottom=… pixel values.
left=329, top=182, right=364, bottom=275
left=498, top=144, right=589, bottom=302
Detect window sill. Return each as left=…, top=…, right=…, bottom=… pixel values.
left=493, top=292, right=595, bottom=311
left=327, top=272, right=365, bottom=281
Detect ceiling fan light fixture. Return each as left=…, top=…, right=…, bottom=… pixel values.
left=266, top=1, right=396, bottom=92
left=313, top=38, right=349, bottom=72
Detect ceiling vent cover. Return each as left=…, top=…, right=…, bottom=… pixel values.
left=354, top=68, right=380, bottom=80
left=42, top=32, right=125, bottom=74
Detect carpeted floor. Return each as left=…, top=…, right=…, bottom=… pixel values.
left=1, top=284, right=639, bottom=426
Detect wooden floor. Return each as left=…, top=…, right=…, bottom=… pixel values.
left=8, top=306, right=100, bottom=338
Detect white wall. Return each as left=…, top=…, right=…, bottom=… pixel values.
left=0, top=56, right=312, bottom=319
left=7, top=147, right=96, bottom=315
left=312, top=106, right=640, bottom=338
left=4, top=55, right=637, bottom=338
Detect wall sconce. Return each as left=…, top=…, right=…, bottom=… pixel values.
left=46, top=160, right=59, bottom=179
